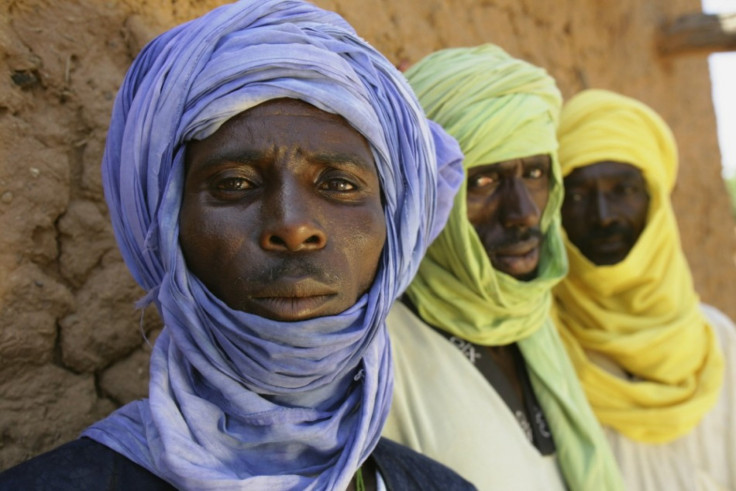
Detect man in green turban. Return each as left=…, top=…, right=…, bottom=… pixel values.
left=381, top=45, right=623, bottom=490
left=554, top=89, right=736, bottom=489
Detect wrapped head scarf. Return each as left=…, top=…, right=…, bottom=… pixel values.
left=554, top=89, right=724, bottom=443
left=404, top=45, right=623, bottom=490
left=82, top=1, right=464, bottom=489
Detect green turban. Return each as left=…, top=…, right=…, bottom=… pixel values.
left=404, top=45, right=624, bottom=490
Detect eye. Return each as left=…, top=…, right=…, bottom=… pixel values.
left=616, top=183, right=643, bottom=196
left=215, top=177, right=253, bottom=191
left=468, top=174, right=497, bottom=189
left=565, top=189, right=586, bottom=203
left=320, top=178, right=357, bottom=192
left=527, top=168, right=543, bottom=179
left=569, top=192, right=584, bottom=202
left=524, top=161, right=551, bottom=181
left=207, top=173, right=258, bottom=201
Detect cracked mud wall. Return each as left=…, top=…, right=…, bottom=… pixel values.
left=1, top=0, right=735, bottom=468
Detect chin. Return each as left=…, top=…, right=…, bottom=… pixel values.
left=587, top=251, right=627, bottom=266
left=496, top=264, right=539, bottom=282
left=514, top=268, right=539, bottom=282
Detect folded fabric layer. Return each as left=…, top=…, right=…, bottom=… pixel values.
left=554, top=89, right=724, bottom=443
left=403, top=44, right=623, bottom=490
left=83, top=1, right=463, bottom=489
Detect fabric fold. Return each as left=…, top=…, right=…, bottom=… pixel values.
left=553, top=88, right=724, bottom=443
left=83, top=1, right=463, bottom=489
left=403, top=44, right=623, bottom=490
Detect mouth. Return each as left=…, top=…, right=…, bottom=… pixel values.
left=584, top=234, right=632, bottom=265
left=587, top=232, right=632, bottom=256
left=247, top=278, right=339, bottom=321
left=491, top=238, right=541, bottom=279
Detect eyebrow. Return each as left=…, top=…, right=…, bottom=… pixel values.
left=309, top=151, right=376, bottom=172
left=523, top=155, right=551, bottom=166
left=565, top=168, right=644, bottom=185
left=192, top=148, right=376, bottom=177
left=194, top=149, right=265, bottom=170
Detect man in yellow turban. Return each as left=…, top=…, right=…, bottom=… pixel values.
left=381, top=45, right=623, bottom=490
left=555, top=88, right=736, bottom=489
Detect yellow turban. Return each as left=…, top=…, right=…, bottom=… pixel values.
left=554, top=89, right=724, bottom=443
left=405, top=46, right=623, bottom=491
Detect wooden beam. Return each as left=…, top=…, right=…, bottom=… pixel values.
left=658, top=12, right=736, bottom=55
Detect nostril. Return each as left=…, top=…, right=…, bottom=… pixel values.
left=268, top=235, right=288, bottom=248
left=261, top=228, right=327, bottom=251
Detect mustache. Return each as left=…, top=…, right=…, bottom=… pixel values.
left=244, top=258, right=340, bottom=285
left=588, top=223, right=633, bottom=241
left=489, top=227, right=543, bottom=251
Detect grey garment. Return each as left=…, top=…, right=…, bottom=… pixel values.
left=0, top=437, right=476, bottom=490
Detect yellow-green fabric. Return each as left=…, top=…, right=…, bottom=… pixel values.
left=554, top=88, right=724, bottom=444
left=403, top=45, right=624, bottom=491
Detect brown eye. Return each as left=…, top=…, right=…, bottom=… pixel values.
left=567, top=191, right=585, bottom=203
left=526, top=168, right=544, bottom=179
left=321, top=178, right=357, bottom=192
left=619, top=184, right=643, bottom=196
left=216, top=177, right=252, bottom=191
left=469, top=175, right=496, bottom=189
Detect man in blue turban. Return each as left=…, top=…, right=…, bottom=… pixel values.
left=0, top=1, right=472, bottom=489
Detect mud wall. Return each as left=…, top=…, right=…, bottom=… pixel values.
left=1, top=0, right=734, bottom=468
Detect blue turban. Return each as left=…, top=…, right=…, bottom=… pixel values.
left=82, top=1, right=463, bottom=489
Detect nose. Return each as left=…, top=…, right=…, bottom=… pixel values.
left=259, top=185, right=328, bottom=252
left=591, top=189, right=616, bottom=226
left=499, top=178, right=540, bottom=229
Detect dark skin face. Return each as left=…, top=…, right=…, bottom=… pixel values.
left=466, top=154, right=551, bottom=281
left=179, top=99, right=386, bottom=322
left=561, top=161, right=650, bottom=265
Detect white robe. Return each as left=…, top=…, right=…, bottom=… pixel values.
left=381, top=302, right=565, bottom=490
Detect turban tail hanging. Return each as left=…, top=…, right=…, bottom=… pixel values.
left=83, top=1, right=463, bottom=489
left=404, top=45, right=624, bottom=490
left=553, top=89, right=724, bottom=443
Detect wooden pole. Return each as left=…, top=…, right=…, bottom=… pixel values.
left=658, top=12, right=736, bottom=55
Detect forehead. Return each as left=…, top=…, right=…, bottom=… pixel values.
left=240, top=98, right=346, bottom=123
left=469, top=154, right=551, bottom=174
left=186, top=98, right=375, bottom=170
left=218, top=98, right=363, bottom=143
left=564, top=161, right=644, bottom=184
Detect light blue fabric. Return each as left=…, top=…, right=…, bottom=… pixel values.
left=83, top=1, right=463, bottom=489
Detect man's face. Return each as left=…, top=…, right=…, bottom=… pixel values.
left=466, top=155, right=551, bottom=281
left=561, top=161, right=649, bottom=266
left=179, top=99, right=386, bottom=321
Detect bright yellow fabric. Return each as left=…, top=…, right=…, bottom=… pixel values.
left=403, top=45, right=624, bottom=491
left=554, top=89, right=724, bottom=443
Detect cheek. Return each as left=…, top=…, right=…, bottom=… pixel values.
left=341, top=207, right=386, bottom=294
left=637, top=197, right=651, bottom=225
left=179, top=201, right=257, bottom=283
left=465, top=198, right=483, bottom=226
left=533, top=187, right=550, bottom=216
left=465, top=194, right=498, bottom=226
left=179, top=199, right=209, bottom=267
left=561, top=206, right=585, bottom=241
left=561, top=198, right=586, bottom=220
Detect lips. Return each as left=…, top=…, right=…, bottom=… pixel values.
left=247, top=278, right=339, bottom=321
left=491, top=237, right=541, bottom=278
left=251, top=278, right=337, bottom=299
left=494, top=237, right=540, bottom=257
left=587, top=226, right=635, bottom=255
left=590, top=235, right=627, bottom=252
